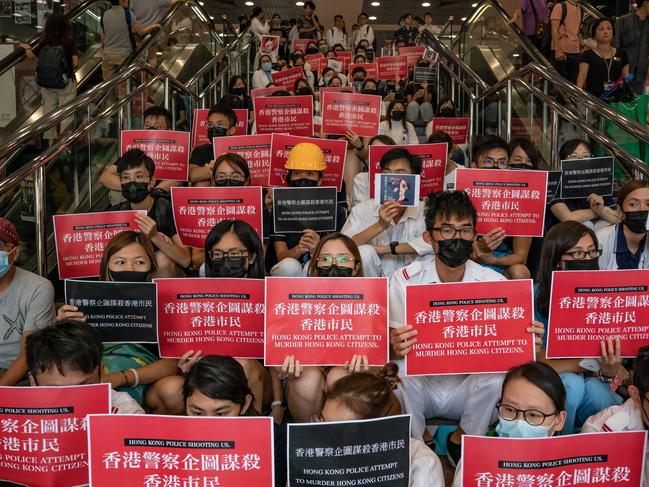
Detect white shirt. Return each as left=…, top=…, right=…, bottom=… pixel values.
left=409, top=437, right=445, bottom=487
left=379, top=120, right=419, bottom=145
left=250, top=17, right=270, bottom=40
left=252, top=68, right=277, bottom=89
left=353, top=24, right=375, bottom=47
left=112, top=389, right=145, bottom=414
left=596, top=223, right=649, bottom=270
left=341, top=199, right=432, bottom=278
left=419, top=24, right=441, bottom=36
left=326, top=26, right=347, bottom=49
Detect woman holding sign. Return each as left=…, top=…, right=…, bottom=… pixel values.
left=379, top=100, right=419, bottom=145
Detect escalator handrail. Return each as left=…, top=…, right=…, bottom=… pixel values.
left=221, top=15, right=239, bottom=38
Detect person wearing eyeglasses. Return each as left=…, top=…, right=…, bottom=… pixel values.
left=470, top=136, right=533, bottom=280
left=389, top=190, right=545, bottom=467
left=534, top=221, right=626, bottom=435
left=279, top=232, right=371, bottom=423
left=189, top=105, right=238, bottom=186
left=451, top=362, right=567, bottom=486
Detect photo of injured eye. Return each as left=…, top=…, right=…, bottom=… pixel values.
left=375, top=173, right=420, bottom=207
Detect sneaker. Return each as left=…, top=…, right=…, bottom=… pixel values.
left=446, top=435, right=462, bottom=468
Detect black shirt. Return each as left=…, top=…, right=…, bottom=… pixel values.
left=111, top=196, right=178, bottom=239
left=190, top=143, right=214, bottom=167
left=579, top=48, right=628, bottom=98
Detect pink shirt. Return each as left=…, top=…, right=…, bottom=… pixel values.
left=550, top=1, right=581, bottom=54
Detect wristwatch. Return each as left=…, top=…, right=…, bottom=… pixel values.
left=390, top=241, right=399, bottom=255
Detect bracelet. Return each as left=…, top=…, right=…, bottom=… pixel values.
left=270, top=401, right=283, bottom=409
left=597, top=369, right=616, bottom=384
left=129, top=368, right=140, bottom=388
left=119, top=370, right=130, bottom=387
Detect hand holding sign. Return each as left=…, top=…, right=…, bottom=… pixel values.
left=134, top=213, right=158, bottom=239
left=390, top=324, right=419, bottom=357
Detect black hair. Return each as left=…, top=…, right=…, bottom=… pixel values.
left=294, top=78, right=313, bottom=94
left=502, top=362, right=566, bottom=412
left=369, top=134, right=396, bottom=146
left=535, top=221, right=598, bottom=317
left=508, top=138, right=541, bottom=169
left=328, top=75, right=343, bottom=86
left=559, top=138, right=591, bottom=160
left=424, top=190, right=477, bottom=232
left=228, top=75, right=247, bottom=93
left=26, top=321, right=102, bottom=379
left=351, top=67, right=367, bottom=78
left=386, top=99, right=407, bottom=130
left=634, top=345, right=649, bottom=395
left=361, top=78, right=378, bottom=91
left=332, top=43, right=344, bottom=51
left=143, top=106, right=172, bottom=128
left=472, top=135, right=509, bottom=163
left=218, top=93, right=246, bottom=111
left=211, top=153, right=251, bottom=181
left=358, top=12, right=369, bottom=19
left=590, top=17, right=614, bottom=38
left=427, top=130, right=453, bottom=152
left=259, top=53, right=272, bottom=64
left=252, top=6, right=262, bottom=18
left=380, top=147, right=422, bottom=175
left=116, top=148, right=155, bottom=179
left=44, top=13, right=71, bottom=46
left=182, top=355, right=253, bottom=407
left=208, top=104, right=237, bottom=128
left=304, top=1, right=315, bottom=9
left=204, top=219, right=265, bottom=279
left=270, top=89, right=291, bottom=97
left=334, top=14, right=343, bottom=21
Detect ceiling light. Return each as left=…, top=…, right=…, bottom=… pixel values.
left=209, top=15, right=214, bottom=19
left=198, top=1, right=203, bottom=4
left=422, top=2, right=431, bottom=6
left=461, top=17, right=467, bottom=21
left=296, top=1, right=304, bottom=5
left=471, top=2, right=478, bottom=6
left=369, top=15, right=377, bottom=20
left=371, top=1, right=380, bottom=5
left=244, top=1, right=254, bottom=5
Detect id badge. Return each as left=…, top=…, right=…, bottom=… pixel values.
left=604, top=82, right=615, bottom=91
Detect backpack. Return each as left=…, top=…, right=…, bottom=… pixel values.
left=36, top=44, right=69, bottom=89
left=559, top=1, right=583, bottom=33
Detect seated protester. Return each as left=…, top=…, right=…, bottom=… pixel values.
left=353, top=53, right=367, bottom=64
left=250, top=89, right=292, bottom=135
left=360, top=78, right=386, bottom=118
left=351, top=135, right=396, bottom=207
left=427, top=130, right=459, bottom=190
left=252, top=54, right=276, bottom=89
left=294, top=78, right=319, bottom=114
left=452, top=362, right=567, bottom=486
left=26, top=320, right=144, bottom=414
left=269, top=143, right=347, bottom=277
left=228, top=75, right=254, bottom=112
left=597, top=180, right=649, bottom=269
left=547, top=139, right=621, bottom=230
left=188, top=105, right=238, bottom=186
left=405, top=76, right=435, bottom=125
left=350, top=66, right=367, bottom=91
left=292, top=54, right=315, bottom=89
left=535, top=221, right=625, bottom=434
left=380, top=83, right=408, bottom=126
left=321, top=365, right=445, bottom=487
left=508, top=138, right=542, bottom=170
left=470, top=136, right=532, bottom=279
left=0, top=218, right=55, bottom=386
left=379, top=100, right=418, bottom=145
left=183, top=355, right=287, bottom=486
left=98, top=106, right=178, bottom=202
left=280, top=233, right=369, bottom=422
left=111, top=149, right=190, bottom=276
left=328, top=75, right=344, bottom=88
left=389, top=191, right=544, bottom=465
left=342, top=148, right=431, bottom=278
left=582, top=345, right=649, bottom=484
left=424, top=98, right=458, bottom=139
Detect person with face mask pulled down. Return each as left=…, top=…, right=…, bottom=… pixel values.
left=269, top=143, right=347, bottom=277
left=597, top=180, right=649, bottom=270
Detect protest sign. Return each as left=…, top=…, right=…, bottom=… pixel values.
left=349, top=62, right=379, bottom=80
left=156, top=278, right=264, bottom=359
left=53, top=211, right=144, bottom=279
left=213, top=134, right=272, bottom=187
left=171, top=186, right=263, bottom=247
left=406, top=279, right=535, bottom=375
left=191, top=108, right=210, bottom=148
left=547, top=269, right=649, bottom=358
left=260, top=34, right=280, bottom=62
left=121, top=130, right=190, bottom=181
left=455, top=168, right=548, bottom=236
left=292, top=38, right=310, bottom=53
left=269, top=134, right=346, bottom=190
left=233, top=109, right=249, bottom=135
left=304, top=53, right=324, bottom=74
left=560, top=156, right=614, bottom=199
left=65, top=280, right=157, bottom=343
left=272, top=187, right=338, bottom=233
left=0, top=384, right=110, bottom=487
left=288, top=415, right=411, bottom=487
left=546, top=171, right=562, bottom=203
left=422, top=46, right=438, bottom=63
left=327, top=58, right=343, bottom=73
left=398, top=46, right=426, bottom=66
left=380, top=47, right=393, bottom=57
left=413, top=66, right=436, bottom=84
left=251, top=86, right=284, bottom=99
left=271, top=66, right=305, bottom=91
left=264, top=277, right=389, bottom=366
left=321, top=92, right=381, bottom=137
left=430, top=117, right=470, bottom=145
left=368, top=143, right=447, bottom=198
left=376, top=56, right=408, bottom=80
left=462, top=431, right=647, bottom=487
left=319, top=87, right=354, bottom=96
left=254, top=95, right=314, bottom=137
left=375, top=174, right=420, bottom=207
left=88, top=415, right=274, bottom=487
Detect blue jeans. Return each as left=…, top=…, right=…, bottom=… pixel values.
left=560, top=373, right=623, bottom=434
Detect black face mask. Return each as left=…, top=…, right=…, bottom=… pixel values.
left=362, top=89, right=378, bottom=96
left=210, top=257, right=249, bottom=278
left=296, top=87, right=312, bottom=96
left=231, top=87, right=246, bottom=96
left=439, top=108, right=455, bottom=117
left=391, top=111, right=405, bottom=121
left=121, top=182, right=149, bottom=203
left=306, top=48, right=319, bottom=55
left=316, top=264, right=354, bottom=277
left=289, top=178, right=318, bottom=188
left=508, top=163, right=530, bottom=170
left=214, top=178, right=246, bottom=187
left=207, top=126, right=228, bottom=142
left=109, top=270, right=150, bottom=282
left=436, top=238, right=473, bottom=268
left=624, top=210, right=649, bottom=235
left=563, top=258, right=599, bottom=271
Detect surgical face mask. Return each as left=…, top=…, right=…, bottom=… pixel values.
left=210, top=257, right=249, bottom=278
left=391, top=110, right=405, bottom=121
left=207, top=126, right=228, bottom=142
left=0, top=248, right=16, bottom=279
left=214, top=178, right=246, bottom=187
left=121, top=182, right=149, bottom=203
left=232, top=86, right=246, bottom=96
left=289, top=178, right=318, bottom=188
left=109, top=270, right=150, bottom=282
left=316, top=264, right=354, bottom=277
left=508, top=163, right=531, bottom=170
left=563, top=258, right=599, bottom=271
left=495, top=419, right=552, bottom=438
left=319, top=45, right=328, bottom=53
left=436, top=238, right=473, bottom=268
left=261, top=62, right=272, bottom=72
left=624, top=210, right=649, bottom=235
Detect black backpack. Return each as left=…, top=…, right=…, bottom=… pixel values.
left=36, top=44, right=69, bottom=89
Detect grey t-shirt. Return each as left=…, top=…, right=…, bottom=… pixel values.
left=0, top=267, right=55, bottom=369
left=102, top=6, right=136, bottom=56
left=130, top=0, right=170, bottom=27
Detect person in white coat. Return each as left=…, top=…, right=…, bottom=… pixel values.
left=252, top=54, right=276, bottom=89
left=353, top=12, right=375, bottom=48
left=326, top=15, right=348, bottom=49
left=320, top=364, right=445, bottom=487
left=379, top=100, right=419, bottom=145
left=597, top=180, right=649, bottom=270
left=250, top=7, right=270, bottom=42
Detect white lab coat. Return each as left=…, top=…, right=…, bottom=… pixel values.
left=596, top=223, right=649, bottom=270
left=252, top=69, right=277, bottom=89
left=326, top=26, right=348, bottom=49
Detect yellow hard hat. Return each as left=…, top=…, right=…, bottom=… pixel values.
left=284, top=142, right=327, bottom=171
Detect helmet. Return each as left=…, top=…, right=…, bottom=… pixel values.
left=284, top=142, right=327, bottom=171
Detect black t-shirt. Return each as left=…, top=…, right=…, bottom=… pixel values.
left=111, top=196, right=178, bottom=239
left=580, top=48, right=628, bottom=98
left=190, top=143, right=214, bottom=167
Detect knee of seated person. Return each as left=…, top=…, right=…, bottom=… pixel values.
left=236, top=358, right=264, bottom=383
left=289, top=367, right=325, bottom=397
left=270, top=257, right=303, bottom=277
left=145, top=376, right=185, bottom=414
left=505, top=264, right=531, bottom=280
left=155, top=252, right=182, bottom=278
left=324, top=366, right=349, bottom=389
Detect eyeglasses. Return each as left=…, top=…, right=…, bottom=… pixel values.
left=208, top=249, right=249, bottom=261
left=214, top=173, right=246, bottom=183
left=207, top=122, right=228, bottom=129
left=432, top=226, right=476, bottom=241
left=121, top=176, right=150, bottom=184
left=481, top=158, right=509, bottom=169
left=567, top=152, right=591, bottom=159
left=143, top=124, right=163, bottom=130
left=562, top=249, right=602, bottom=260
left=317, top=255, right=354, bottom=267
left=496, top=402, right=559, bottom=426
